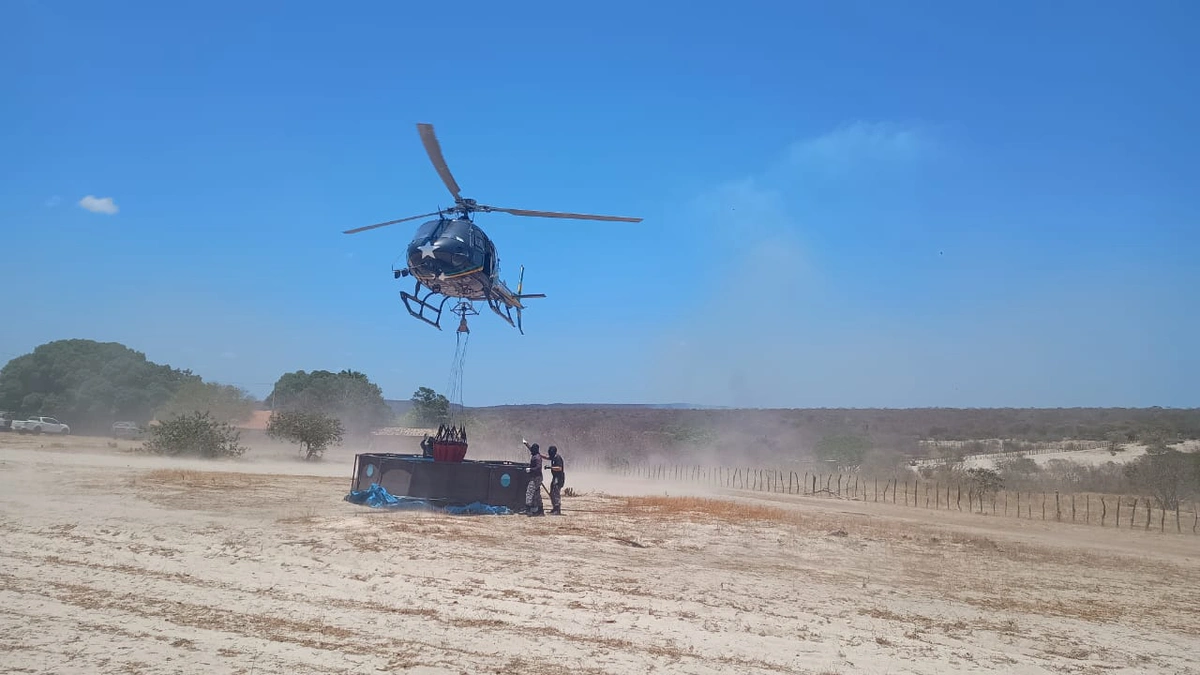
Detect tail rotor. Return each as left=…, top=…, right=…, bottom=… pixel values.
left=513, top=264, right=547, bottom=334
left=516, top=266, right=525, bottom=334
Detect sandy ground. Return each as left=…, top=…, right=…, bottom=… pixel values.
left=2, top=434, right=1199, bottom=674
left=957, top=440, right=1200, bottom=470
left=961, top=446, right=1151, bottom=469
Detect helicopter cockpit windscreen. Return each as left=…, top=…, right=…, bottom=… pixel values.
left=409, top=219, right=441, bottom=245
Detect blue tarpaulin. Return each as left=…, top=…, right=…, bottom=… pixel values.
left=344, top=483, right=511, bottom=515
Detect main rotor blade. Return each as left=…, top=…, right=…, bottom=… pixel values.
left=343, top=210, right=442, bottom=235
left=488, top=206, right=642, bottom=223
left=416, top=123, right=463, bottom=201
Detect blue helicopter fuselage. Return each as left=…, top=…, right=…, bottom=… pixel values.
left=405, top=217, right=500, bottom=300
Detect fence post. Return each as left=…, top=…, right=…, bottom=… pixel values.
left=1176, top=503, right=1181, bottom=533
left=1042, top=493, right=1046, bottom=520
left=1101, top=497, right=1106, bottom=526
left=1055, top=492, right=1061, bottom=522
left=1071, top=495, right=1076, bottom=522
left=1130, top=498, right=1137, bottom=528
left=936, top=482, right=940, bottom=509
left=956, top=484, right=961, bottom=510
left=1086, top=495, right=1090, bottom=524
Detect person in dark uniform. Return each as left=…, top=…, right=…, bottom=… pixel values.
left=419, top=434, right=434, bottom=458
left=522, top=441, right=544, bottom=516
left=547, top=445, right=565, bottom=515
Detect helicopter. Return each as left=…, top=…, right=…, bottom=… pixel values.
left=344, top=123, right=642, bottom=334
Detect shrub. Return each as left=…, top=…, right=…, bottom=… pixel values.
left=142, top=411, right=246, bottom=458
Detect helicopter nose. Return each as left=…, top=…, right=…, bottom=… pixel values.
left=433, top=237, right=461, bottom=257
left=410, top=237, right=468, bottom=267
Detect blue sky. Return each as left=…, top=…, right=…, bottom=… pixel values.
left=2, top=0, right=1197, bottom=408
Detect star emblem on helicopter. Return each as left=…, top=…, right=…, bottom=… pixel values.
left=418, top=242, right=438, bottom=258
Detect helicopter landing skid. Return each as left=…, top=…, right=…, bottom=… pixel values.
left=399, top=280, right=450, bottom=330
left=485, top=294, right=524, bottom=335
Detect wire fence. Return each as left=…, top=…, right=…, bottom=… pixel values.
left=570, top=460, right=1199, bottom=536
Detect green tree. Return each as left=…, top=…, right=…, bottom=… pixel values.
left=0, top=339, right=197, bottom=432
left=966, top=467, right=1004, bottom=502
left=1124, top=443, right=1196, bottom=511
left=267, top=410, right=344, bottom=461
left=265, top=369, right=392, bottom=436
left=142, top=411, right=246, bottom=458
left=409, top=386, right=450, bottom=426
left=155, top=380, right=257, bottom=425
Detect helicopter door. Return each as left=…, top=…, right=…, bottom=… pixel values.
left=484, top=247, right=497, bottom=279
left=477, top=233, right=497, bottom=278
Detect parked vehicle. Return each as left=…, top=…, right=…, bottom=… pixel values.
left=111, top=421, right=144, bottom=439
left=11, top=416, right=71, bottom=435
left=0, top=411, right=14, bottom=432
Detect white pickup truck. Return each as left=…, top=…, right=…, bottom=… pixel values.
left=12, top=416, right=71, bottom=435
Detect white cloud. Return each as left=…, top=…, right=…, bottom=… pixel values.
left=785, top=120, right=929, bottom=176
left=79, top=195, right=119, bottom=215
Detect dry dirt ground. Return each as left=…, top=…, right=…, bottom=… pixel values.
left=1, top=434, right=1198, bottom=675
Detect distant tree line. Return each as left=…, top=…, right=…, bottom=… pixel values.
left=457, top=405, right=1200, bottom=465
left=3, top=339, right=1199, bottom=465
left=0, top=340, right=395, bottom=437
left=265, top=368, right=393, bottom=437
left=0, top=339, right=208, bottom=433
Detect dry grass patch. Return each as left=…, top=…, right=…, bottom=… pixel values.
left=135, top=468, right=272, bottom=490
left=620, top=495, right=800, bottom=524
left=276, top=506, right=323, bottom=525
